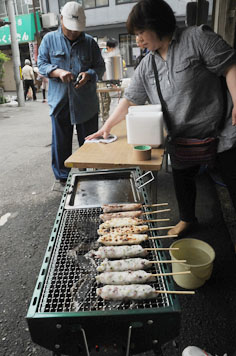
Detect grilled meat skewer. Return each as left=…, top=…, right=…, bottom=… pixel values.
left=96, top=258, right=187, bottom=272
left=98, top=233, right=149, bottom=245
left=96, top=258, right=152, bottom=272
left=96, top=285, right=195, bottom=300
left=100, top=209, right=170, bottom=221
left=96, top=270, right=156, bottom=285
left=94, top=245, right=148, bottom=259
left=102, top=203, right=168, bottom=213
left=97, top=225, right=174, bottom=236
left=99, top=217, right=169, bottom=229
left=97, top=233, right=177, bottom=245
left=96, top=270, right=191, bottom=285
left=91, top=245, right=176, bottom=259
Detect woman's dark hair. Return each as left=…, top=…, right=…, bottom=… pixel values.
left=126, top=0, right=176, bottom=39
left=106, top=38, right=118, bottom=48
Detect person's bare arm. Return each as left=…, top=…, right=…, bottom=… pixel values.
left=225, top=64, right=236, bottom=126
left=86, top=98, right=136, bottom=140
left=49, top=68, right=74, bottom=83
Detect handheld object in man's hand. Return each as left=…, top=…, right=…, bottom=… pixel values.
left=74, top=73, right=83, bottom=86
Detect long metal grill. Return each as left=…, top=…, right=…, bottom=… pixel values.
left=38, top=208, right=170, bottom=313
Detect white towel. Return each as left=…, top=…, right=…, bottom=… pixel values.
left=85, top=134, right=117, bottom=144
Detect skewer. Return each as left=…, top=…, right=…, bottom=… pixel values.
left=150, top=234, right=178, bottom=239
left=142, top=209, right=170, bottom=215
left=152, top=271, right=191, bottom=277
left=145, top=247, right=179, bottom=251
left=155, top=290, right=195, bottom=295
left=96, top=285, right=195, bottom=300
left=145, top=218, right=170, bottom=222
left=149, top=226, right=175, bottom=231
left=148, top=260, right=187, bottom=264
left=144, top=203, right=168, bottom=207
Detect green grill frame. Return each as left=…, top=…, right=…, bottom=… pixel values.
left=26, top=169, right=181, bottom=355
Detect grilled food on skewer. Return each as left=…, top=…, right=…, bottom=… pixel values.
left=97, top=225, right=174, bottom=236
left=100, top=209, right=170, bottom=222
left=97, top=225, right=149, bottom=235
left=97, top=284, right=157, bottom=300
left=96, top=270, right=156, bottom=285
left=97, top=258, right=151, bottom=272
left=96, top=285, right=195, bottom=300
left=99, top=217, right=170, bottom=229
left=90, top=245, right=176, bottom=259
left=96, top=270, right=191, bottom=285
left=100, top=217, right=144, bottom=228
left=96, top=258, right=186, bottom=272
left=92, top=245, right=148, bottom=259
left=98, top=233, right=149, bottom=245
left=102, top=203, right=168, bottom=213
left=98, top=233, right=177, bottom=246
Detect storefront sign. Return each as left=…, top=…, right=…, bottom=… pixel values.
left=28, top=41, right=38, bottom=67
left=0, top=12, right=41, bottom=46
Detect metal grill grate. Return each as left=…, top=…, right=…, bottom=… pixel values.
left=38, top=208, right=170, bottom=313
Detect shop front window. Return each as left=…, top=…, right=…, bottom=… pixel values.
left=15, top=0, right=41, bottom=15
left=119, top=33, right=137, bottom=67
left=116, top=0, right=137, bottom=4
left=0, top=1, right=7, bottom=18
left=59, top=0, right=108, bottom=9
left=83, top=0, right=109, bottom=9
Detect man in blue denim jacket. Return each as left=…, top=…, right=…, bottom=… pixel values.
left=38, top=1, right=105, bottom=183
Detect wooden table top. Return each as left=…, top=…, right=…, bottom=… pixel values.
left=65, top=120, right=164, bottom=171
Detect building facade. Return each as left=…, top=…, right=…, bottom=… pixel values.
left=0, top=0, right=213, bottom=90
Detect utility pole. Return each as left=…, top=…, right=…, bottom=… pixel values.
left=32, top=0, right=40, bottom=48
left=5, top=0, right=25, bottom=106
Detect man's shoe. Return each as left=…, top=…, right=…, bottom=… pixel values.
left=168, top=220, right=192, bottom=236
left=59, top=178, right=67, bottom=186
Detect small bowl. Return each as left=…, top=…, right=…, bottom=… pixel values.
left=133, top=145, right=152, bottom=161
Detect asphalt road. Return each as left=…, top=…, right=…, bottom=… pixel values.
left=0, top=94, right=236, bottom=356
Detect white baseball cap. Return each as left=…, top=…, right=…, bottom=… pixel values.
left=61, top=2, right=86, bottom=32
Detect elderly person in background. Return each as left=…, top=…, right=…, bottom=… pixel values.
left=86, top=0, right=236, bottom=236
left=37, top=1, right=105, bottom=184
left=22, top=59, right=37, bottom=101
left=134, top=35, right=149, bottom=69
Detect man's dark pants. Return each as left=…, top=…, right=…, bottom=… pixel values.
left=50, top=105, right=98, bottom=180
left=23, top=80, right=37, bottom=100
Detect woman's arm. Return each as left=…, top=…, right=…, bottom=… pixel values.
left=225, top=64, right=236, bottom=126
left=86, top=98, right=136, bottom=139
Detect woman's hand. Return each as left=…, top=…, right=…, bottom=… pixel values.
left=86, top=98, right=134, bottom=141
left=86, top=125, right=111, bottom=140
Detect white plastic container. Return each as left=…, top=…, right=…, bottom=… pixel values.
left=128, top=104, right=162, bottom=113
left=126, top=111, right=164, bottom=147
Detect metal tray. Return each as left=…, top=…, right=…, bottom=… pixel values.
left=64, top=169, right=142, bottom=209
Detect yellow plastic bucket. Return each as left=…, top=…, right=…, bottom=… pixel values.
left=169, top=238, right=215, bottom=289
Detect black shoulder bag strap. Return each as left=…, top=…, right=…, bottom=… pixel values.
left=151, top=54, right=172, bottom=135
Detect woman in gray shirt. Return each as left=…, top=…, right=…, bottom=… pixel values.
left=87, top=0, right=236, bottom=236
